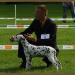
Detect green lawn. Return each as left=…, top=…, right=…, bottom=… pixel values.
left=0, top=28, right=24, bottom=45
left=0, top=28, right=75, bottom=45
left=0, top=3, right=74, bottom=25
left=57, top=28, right=75, bottom=45
left=0, top=50, right=75, bottom=73
left=0, top=19, right=15, bottom=25
left=0, top=19, right=75, bottom=26
left=0, top=3, right=63, bottom=18
left=0, top=3, right=75, bottom=73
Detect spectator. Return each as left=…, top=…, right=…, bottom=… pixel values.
left=62, top=1, right=75, bottom=23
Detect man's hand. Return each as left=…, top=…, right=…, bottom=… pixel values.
left=24, top=33, right=37, bottom=42
left=24, top=33, right=31, bottom=39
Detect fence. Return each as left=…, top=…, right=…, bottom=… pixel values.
left=0, top=4, right=75, bottom=50
left=0, top=45, right=75, bottom=50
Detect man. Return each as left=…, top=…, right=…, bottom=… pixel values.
left=11, top=5, right=59, bottom=68
left=62, top=1, right=75, bottom=23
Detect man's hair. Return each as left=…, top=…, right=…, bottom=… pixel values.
left=37, top=5, right=48, bottom=16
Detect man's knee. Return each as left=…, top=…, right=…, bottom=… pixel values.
left=56, top=48, right=59, bottom=56
left=18, top=42, right=25, bottom=58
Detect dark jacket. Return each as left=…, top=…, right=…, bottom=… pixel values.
left=18, top=18, right=59, bottom=58
left=20, top=18, right=57, bottom=47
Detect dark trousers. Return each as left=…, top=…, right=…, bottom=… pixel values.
left=18, top=42, right=26, bottom=63
left=18, top=41, right=59, bottom=66
left=63, top=4, right=75, bottom=22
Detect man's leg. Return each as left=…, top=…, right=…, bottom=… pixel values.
left=55, top=46, right=59, bottom=56
left=70, top=4, right=75, bottom=22
left=18, top=42, right=26, bottom=68
left=62, top=4, right=68, bottom=23
left=43, top=56, right=52, bottom=67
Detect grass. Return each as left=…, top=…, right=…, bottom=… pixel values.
left=0, top=20, right=75, bottom=26
left=0, top=3, right=75, bottom=73
left=57, top=28, right=75, bottom=45
left=0, top=50, right=75, bottom=73
left=0, top=19, right=15, bottom=25
left=0, top=3, right=74, bottom=25
left=0, top=28, right=24, bottom=45
left=0, top=28, right=75, bottom=45
left=0, top=3, right=63, bottom=17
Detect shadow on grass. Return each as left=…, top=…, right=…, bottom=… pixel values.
left=30, top=66, right=47, bottom=71
left=0, top=67, right=22, bottom=73
left=0, top=66, right=48, bottom=73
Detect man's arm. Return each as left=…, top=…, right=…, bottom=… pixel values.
left=49, top=21, right=57, bottom=44
left=19, top=19, right=37, bottom=42
left=20, top=19, right=36, bottom=35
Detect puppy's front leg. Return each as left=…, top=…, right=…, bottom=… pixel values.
left=26, top=55, right=31, bottom=70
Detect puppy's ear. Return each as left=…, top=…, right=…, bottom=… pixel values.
left=23, top=34, right=27, bottom=38
left=20, top=35, right=25, bottom=40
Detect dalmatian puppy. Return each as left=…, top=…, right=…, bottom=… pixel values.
left=11, top=34, right=62, bottom=71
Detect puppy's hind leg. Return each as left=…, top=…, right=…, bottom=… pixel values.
left=54, top=54, right=62, bottom=70
left=47, top=52, right=60, bottom=71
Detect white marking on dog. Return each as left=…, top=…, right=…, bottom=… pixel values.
left=12, top=34, right=62, bottom=71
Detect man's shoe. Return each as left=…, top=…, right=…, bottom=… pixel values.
left=73, top=20, right=75, bottom=22
left=62, top=20, right=66, bottom=23
left=47, top=63, right=52, bottom=67
left=20, top=62, right=26, bottom=68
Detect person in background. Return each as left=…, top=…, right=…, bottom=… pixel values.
left=62, top=1, right=75, bottom=23
left=11, top=5, right=59, bottom=68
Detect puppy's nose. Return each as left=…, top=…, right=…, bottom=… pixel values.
left=10, top=37, right=14, bottom=42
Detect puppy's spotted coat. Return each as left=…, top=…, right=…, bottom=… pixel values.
left=12, top=35, right=62, bottom=71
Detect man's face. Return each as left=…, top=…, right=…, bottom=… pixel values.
left=35, top=8, right=45, bottom=20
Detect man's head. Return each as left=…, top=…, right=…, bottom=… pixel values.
left=35, top=5, right=48, bottom=21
